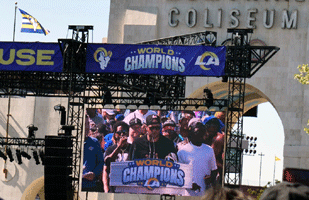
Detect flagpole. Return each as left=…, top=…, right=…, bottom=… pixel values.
left=13, top=2, right=18, bottom=42
left=273, top=155, right=276, bottom=185
left=4, top=1, right=17, bottom=181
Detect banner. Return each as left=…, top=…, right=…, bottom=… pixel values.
left=0, top=42, right=62, bottom=72
left=86, top=44, right=226, bottom=76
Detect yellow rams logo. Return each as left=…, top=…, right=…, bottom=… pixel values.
left=94, top=47, right=112, bottom=70
left=144, top=178, right=160, bottom=190
left=195, top=51, right=219, bottom=70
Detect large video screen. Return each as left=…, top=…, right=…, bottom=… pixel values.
left=82, top=108, right=226, bottom=196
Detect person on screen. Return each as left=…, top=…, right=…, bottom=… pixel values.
left=162, top=119, right=183, bottom=146
left=177, top=120, right=217, bottom=196
left=127, top=117, right=142, bottom=144
left=129, top=114, right=176, bottom=160
left=178, top=110, right=195, bottom=139
left=82, top=114, right=104, bottom=192
left=123, top=109, right=157, bottom=125
left=203, top=116, right=225, bottom=184
left=86, top=108, right=105, bottom=129
left=102, top=109, right=116, bottom=133
left=103, top=121, right=130, bottom=193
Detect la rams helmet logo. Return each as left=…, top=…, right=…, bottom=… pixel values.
left=143, top=178, right=160, bottom=190
left=94, top=47, right=112, bottom=70
left=195, top=51, right=219, bottom=70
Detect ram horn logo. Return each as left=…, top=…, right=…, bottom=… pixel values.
left=94, top=47, right=112, bottom=70
left=195, top=51, right=219, bottom=70
left=144, top=177, right=160, bottom=190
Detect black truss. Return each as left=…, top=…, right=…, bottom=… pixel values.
left=0, top=28, right=279, bottom=197
left=139, top=31, right=217, bottom=46
left=0, top=137, right=45, bottom=147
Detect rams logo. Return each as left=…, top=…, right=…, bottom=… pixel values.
left=195, top=51, right=219, bottom=70
left=144, top=178, right=160, bottom=190
left=94, top=47, right=112, bottom=70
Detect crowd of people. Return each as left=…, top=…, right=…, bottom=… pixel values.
left=82, top=108, right=226, bottom=195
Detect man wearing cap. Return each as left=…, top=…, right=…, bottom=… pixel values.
left=177, top=120, right=217, bottom=196
left=127, top=118, right=142, bottom=144
left=123, top=109, right=157, bottom=125
left=129, top=114, right=176, bottom=160
left=103, top=121, right=130, bottom=192
left=162, top=119, right=183, bottom=146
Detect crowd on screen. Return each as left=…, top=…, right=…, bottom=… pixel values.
left=82, top=108, right=226, bottom=196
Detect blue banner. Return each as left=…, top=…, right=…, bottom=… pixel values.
left=86, top=44, right=226, bottom=76
left=0, top=42, right=62, bottom=72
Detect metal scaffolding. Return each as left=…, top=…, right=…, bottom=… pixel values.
left=0, top=28, right=280, bottom=198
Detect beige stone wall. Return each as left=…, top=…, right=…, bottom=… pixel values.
left=108, top=0, right=309, bottom=170
left=0, top=97, right=67, bottom=200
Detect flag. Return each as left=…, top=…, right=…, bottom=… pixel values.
left=275, top=156, right=281, bottom=161
left=18, top=9, right=50, bottom=35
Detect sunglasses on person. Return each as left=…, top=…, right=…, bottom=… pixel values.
left=149, top=126, right=161, bottom=131
left=116, top=130, right=128, bottom=135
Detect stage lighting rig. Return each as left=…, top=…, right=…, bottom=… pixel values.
left=54, top=104, right=66, bottom=125
left=243, top=136, right=257, bottom=155
left=27, top=124, right=38, bottom=144
left=203, top=88, right=214, bottom=108
left=32, top=149, right=40, bottom=165
left=39, top=149, right=45, bottom=165
left=21, top=150, right=31, bottom=160
left=16, top=149, right=22, bottom=165
left=6, top=147, right=14, bottom=162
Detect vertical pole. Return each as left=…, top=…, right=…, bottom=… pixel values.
left=273, top=156, right=276, bottom=185
left=259, top=152, right=265, bottom=186
left=13, top=2, right=18, bottom=42
left=4, top=2, right=18, bottom=179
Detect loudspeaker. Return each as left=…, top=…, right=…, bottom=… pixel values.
left=44, top=136, right=73, bottom=200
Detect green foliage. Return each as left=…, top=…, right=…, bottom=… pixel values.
left=294, top=64, right=309, bottom=134
left=294, top=64, right=309, bottom=85
left=247, top=181, right=280, bottom=200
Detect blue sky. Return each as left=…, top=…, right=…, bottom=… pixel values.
left=1, top=0, right=110, bottom=43
left=1, top=0, right=284, bottom=186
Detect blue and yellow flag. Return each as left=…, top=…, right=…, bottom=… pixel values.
left=19, top=9, right=50, bottom=35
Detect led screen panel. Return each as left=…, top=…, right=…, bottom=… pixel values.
left=82, top=108, right=226, bottom=196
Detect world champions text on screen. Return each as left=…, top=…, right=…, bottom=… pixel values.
left=122, top=158, right=185, bottom=190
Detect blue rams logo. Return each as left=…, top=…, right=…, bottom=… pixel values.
left=93, top=47, right=112, bottom=70
left=143, top=178, right=160, bottom=190
left=195, top=51, right=219, bottom=70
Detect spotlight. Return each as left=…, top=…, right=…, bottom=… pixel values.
left=32, top=150, right=40, bottom=165
left=222, top=76, right=228, bottom=82
left=27, top=124, right=38, bottom=144
left=16, top=149, right=22, bottom=165
left=6, top=147, right=14, bottom=162
left=54, top=104, right=66, bottom=125
left=0, top=150, right=7, bottom=161
left=21, top=150, right=31, bottom=160
left=203, top=88, right=213, bottom=108
left=54, top=104, right=65, bottom=111
left=39, top=149, right=45, bottom=165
